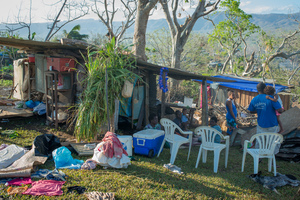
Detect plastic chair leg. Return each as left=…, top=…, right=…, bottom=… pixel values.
left=170, top=143, right=180, bottom=164
left=187, top=136, right=192, bottom=161
left=225, top=146, right=229, bottom=168
left=253, top=157, right=259, bottom=174
left=268, top=158, right=272, bottom=172
left=214, top=150, right=221, bottom=173
left=195, top=146, right=203, bottom=168
left=202, top=149, right=207, bottom=163
left=157, top=139, right=165, bottom=158
left=273, top=156, right=277, bottom=176
left=241, top=150, right=247, bottom=172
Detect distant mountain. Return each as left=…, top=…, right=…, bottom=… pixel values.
left=0, top=12, right=298, bottom=40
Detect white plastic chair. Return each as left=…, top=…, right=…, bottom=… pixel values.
left=157, top=118, right=193, bottom=164
left=194, top=126, right=229, bottom=173
left=241, top=133, right=283, bottom=176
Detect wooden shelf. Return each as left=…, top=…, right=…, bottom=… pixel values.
left=45, top=71, right=74, bottom=129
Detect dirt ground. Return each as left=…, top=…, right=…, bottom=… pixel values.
left=1, top=114, right=76, bottom=143
left=0, top=86, right=12, bottom=98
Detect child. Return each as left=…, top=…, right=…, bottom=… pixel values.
left=209, top=116, right=221, bottom=143
left=225, top=90, right=238, bottom=135
left=144, top=113, right=161, bottom=130
left=181, top=108, right=189, bottom=130
left=264, top=86, right=284, bottom=134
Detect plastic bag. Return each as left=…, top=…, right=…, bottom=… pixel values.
left=14, top=101, right=27, bottom=110
left=121, top=80, right=133, bottom=98
left=33, top=103, right=46, bottom=115
left=52, top=146, right=84, bottom=169
left=26, top=100, right=41, bottom=109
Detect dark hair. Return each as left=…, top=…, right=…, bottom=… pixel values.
left=182, top=108, right=187, bottom=112
left=264, top=85, right=275, bottom=95
left=227, top=89, right=234, bottom=96
left=257, top=82, right=266, bottom=93
left=175, top=110, right=181, bottom=116
left=210, top=116, right=218, bottom=123
left=148, top=113, right=157, bottom=122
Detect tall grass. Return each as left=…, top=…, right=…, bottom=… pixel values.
left=74, top=39, right=141, bottom=141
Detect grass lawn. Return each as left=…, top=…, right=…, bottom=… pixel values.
left=0, top=117, right=299, bottom=199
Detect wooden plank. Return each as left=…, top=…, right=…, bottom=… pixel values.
left=202, top=80, right=208, bottom=126
left=144, top=74, right=149, bottom=125
left=70, top=143, right=95, bottom=156
left=161, top=71, right=166, bottom=118
left=0, top=106, right=33, bottom=118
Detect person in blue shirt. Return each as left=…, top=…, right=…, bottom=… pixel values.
left=248, top=82, right=284, bottom=151
left=209, top=116, right=222, bottom=143
left=226, top=90, right=238, bottom=135
left=181, top=108, right=189, bottom=130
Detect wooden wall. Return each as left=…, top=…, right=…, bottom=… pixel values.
left=210, top=86, right=290, bottom=110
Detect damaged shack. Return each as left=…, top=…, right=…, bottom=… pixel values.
left=0, top=37, right=232, bottom=131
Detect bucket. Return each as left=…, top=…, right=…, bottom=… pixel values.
left=117, top=135, right=133, bottom=156
left=28, top=54, right=35, bottom=63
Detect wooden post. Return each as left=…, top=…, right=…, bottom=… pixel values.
left=202, top=79, right=208, bottom=126
left=145, top=74, right=150, bottom=125
left=161, top=71, right=166, bottom=119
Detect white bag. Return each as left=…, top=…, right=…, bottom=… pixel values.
left=121, top=80, right=134, bottom=98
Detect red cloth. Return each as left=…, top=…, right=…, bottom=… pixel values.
left=99, top=132, right=128, bottom=158
left=7, top=178, right=32, bottom=186
left=22, top=180, right=65, bottom=196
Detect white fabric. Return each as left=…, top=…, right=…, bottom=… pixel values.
left=91, top=143, right=131, bottom=169
left=0, top=144, right=25, bottom=169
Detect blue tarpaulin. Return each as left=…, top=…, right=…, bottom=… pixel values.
left=194, top=75, right=288, bottom=93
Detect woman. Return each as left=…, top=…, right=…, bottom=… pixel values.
left=225, top=90, right=238, bottom=135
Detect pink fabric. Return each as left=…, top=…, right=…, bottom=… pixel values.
left=7, top=178, right=32, bottom=186
left=22, top=180, right=65, bottom=196
left=99, top=132, right=128, bottom=158
left=276, top=106, right=284, bottom=116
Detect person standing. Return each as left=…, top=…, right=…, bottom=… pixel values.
left=248, top=82, right=284, bottom=151
left=225, top=90, right=238, bottom=135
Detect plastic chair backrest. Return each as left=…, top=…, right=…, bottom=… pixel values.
left=194, top=126, right=224, bottom=148
left=250, top=133, right=283, bottom=155
left=160, top=118, right=182, bottom=142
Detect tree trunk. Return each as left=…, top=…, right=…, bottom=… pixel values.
left=221, top=54, right=231, bottom=74
left=133, top=0, right=158, bottom=61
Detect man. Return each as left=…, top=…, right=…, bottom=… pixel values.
left=248, top=82, right=284, bottom=151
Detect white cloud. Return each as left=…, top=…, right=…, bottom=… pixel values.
left=240, top=1, right=252, bottom=7
left=242, top=6, right=273, bottom=14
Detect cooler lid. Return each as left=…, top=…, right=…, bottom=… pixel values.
left=133, top=129, right=164, bottom=139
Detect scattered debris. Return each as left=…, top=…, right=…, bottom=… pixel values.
left=248, top=171, right=300, bottom=195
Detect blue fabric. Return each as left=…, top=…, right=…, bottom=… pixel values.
left=181, top=114, right=188, bottom=123
left=194, top=75, right=288, bottom=93
left=225, top=99, right=237, bottom=120
left=211, top=125, right=221, bottom=143
left=248, top=94, right=282, bottom=128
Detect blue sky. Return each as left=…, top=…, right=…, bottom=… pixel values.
left=239, top=0, right=300, bottom=14
left=0, top=0, right=299, bottom=23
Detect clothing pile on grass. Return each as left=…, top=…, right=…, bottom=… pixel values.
left=90, top=131, right=131, bottom=169
left=0, top=132, right=126, bottom=198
